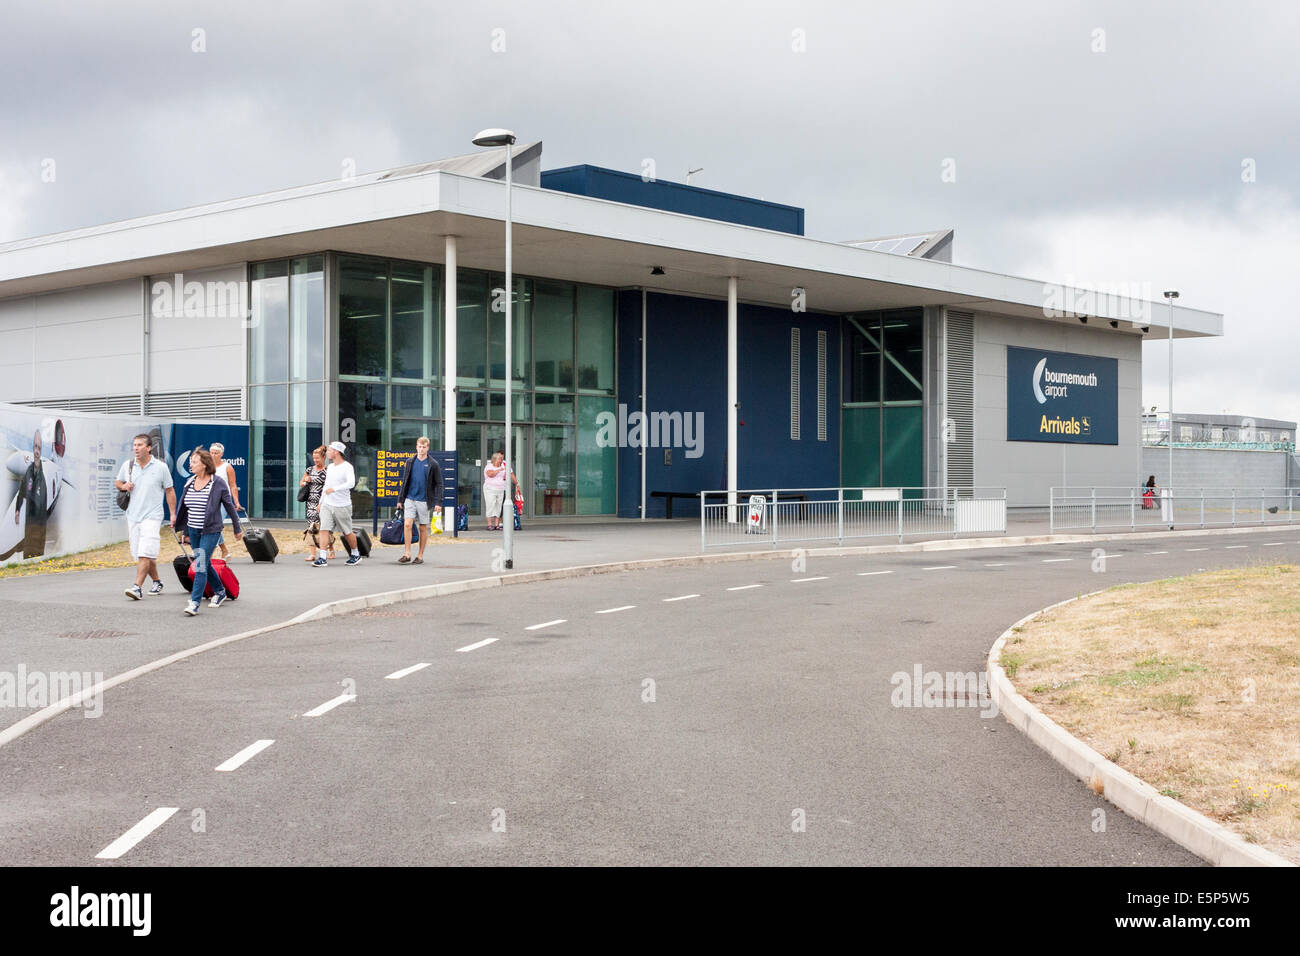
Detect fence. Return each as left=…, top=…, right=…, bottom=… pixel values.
left=1049, top=487, right=1299, bottom=533
left=699, top=487, right=1007, bottom=550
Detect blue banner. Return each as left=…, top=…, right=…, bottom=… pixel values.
left=1007, top=346, right=1118, bottom=445
left=169, top=422, right=251, bottom=502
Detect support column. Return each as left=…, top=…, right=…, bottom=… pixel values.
left=443, top=235, right=457, bottom=531
left=727, top=276, right=738, bottom=521
left=640, top=288, right=647, bottom=520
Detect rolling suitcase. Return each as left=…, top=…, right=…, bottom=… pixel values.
left=243, top=525, right=279, bottom=562
left=172, top=529, right=240, bottom=600
left=354, top=527, right=372, bottom=557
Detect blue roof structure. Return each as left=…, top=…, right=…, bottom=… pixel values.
left=541, top=164, right=804, bottom=235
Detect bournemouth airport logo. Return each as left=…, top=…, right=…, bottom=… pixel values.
left=1032, top=355, right=1098, bottom=436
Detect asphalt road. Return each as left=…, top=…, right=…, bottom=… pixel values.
left=2, top=531, right=1297, bottom=865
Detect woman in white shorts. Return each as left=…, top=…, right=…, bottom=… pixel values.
left=483, top=451, right=509, bottom=530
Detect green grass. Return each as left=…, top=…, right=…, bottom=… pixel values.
left=1001, top=652, right=1024, bottom=679
left=1096, top=655, right=1204, bottom=688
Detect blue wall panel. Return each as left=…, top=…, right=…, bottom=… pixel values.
left=616, top=290, right=643, bottom=517
left=542, top=165, right=805, bottom=235
left=615, top=291, right=841, bottom=518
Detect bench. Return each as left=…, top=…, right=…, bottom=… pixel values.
left=650, top=490, right=810, bottom=520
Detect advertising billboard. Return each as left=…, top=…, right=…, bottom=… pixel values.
left=1006, top=346, right=1118, bottom=445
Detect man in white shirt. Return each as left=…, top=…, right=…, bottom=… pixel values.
left=115, top=433, right=178, bottom=599
left=316, top=441, right=362, bottom=566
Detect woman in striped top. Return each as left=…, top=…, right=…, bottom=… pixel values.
left=174, top=448, right=241, bottom=616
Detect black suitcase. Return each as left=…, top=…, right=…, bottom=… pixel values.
left=172, top=554, right=193, bottom=591
left=243, top=526, right=278, bottom=562
left=354, top=527, right=372, bottom=557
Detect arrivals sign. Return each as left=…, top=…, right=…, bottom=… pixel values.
left=1006, top=346, right=1118, bottom=445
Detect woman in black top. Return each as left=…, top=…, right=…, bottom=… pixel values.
left=299, top=445, right=331, bottom=562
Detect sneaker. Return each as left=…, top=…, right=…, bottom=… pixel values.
left=397, top=555, right=411, bottom=564
left=209, top=593, right=227, bottom=608
left=184, top=601, right=199, bottom=617
left=345, top=553, right=363, bottom=565
left=125, top=584, right=143, bottom=600
left=312, top=557, right=328, bottom=567
left=148, top=580, right=165, bottom=595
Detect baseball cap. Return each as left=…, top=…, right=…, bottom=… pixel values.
left=328, top=441, right=347, bottom=454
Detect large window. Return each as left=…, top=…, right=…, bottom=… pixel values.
left=248, top=255, right=325, bottom=518
left=533, top=280, right=575, bottom=391
left=842, top=308, right=923, bottom=489
left=391, top=262, right=438, bottom=382
left=338, top=257, right=387, bottom=378
left=248, top=255, right=620, bottom=519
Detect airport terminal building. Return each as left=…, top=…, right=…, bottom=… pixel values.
left=0, top=143, right=1223, bottom=520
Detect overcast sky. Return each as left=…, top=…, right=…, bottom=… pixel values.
left=2, top=1, right=1296, bottom=425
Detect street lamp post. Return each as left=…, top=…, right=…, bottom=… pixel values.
left=473, top=128, right=517, bottom=568
left=1164, top=289, right=1179, bottom=528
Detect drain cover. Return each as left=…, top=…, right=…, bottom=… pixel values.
left=59, top=629, right=131, bottom=640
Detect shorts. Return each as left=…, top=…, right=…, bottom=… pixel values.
left=403, top=497, right=430, bottom=526
left=320, top=503, right=353, bottom=536
left=128, top=518, right=162, bottom=560
left=483, top=487, right=506, bottom=518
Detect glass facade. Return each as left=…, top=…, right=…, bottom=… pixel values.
left=249, top=255, right=325, bottom=518
left=247, top=252, right=618, bottom=520
left=841, top=308, right=923, bottom=489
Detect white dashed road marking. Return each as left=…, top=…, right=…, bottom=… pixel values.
left=727, top=584, right=764, bottom=591
left=95, top=807, right=179, bottom=860
left=984, top=562, right=1010, bottom=567
left=596, top=605, right=636, bottom=614
left=303, top=694, right=356, bottom=717
left=385, top=662, right=431, bottom=680
left=524, top=620, right=565, bottom=632
left=1224, top=545, right=1248, bottom=550
left=215, top=739, right=275, bottom=772
left=922, top=566, right=956, bottom=571
left=1042, top=558, right=1072, bottom=563
left=663, top=594, right=699, bottom=602
left=791, top=576, right=828, bottom=583
left=858, top=570, right=893, bottom=576
left=1146, top=551, right=1168, bottom=555
left=1262, top=543, right=1285, bottom=547
left=457, top=637, right=500, bottom=651
left=1185, top=548, right=1208, bottom=552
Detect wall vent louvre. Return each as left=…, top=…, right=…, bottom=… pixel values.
left=790, top=327, right=801, bottom=440
left=816, top=330, right=828, bottom=442
left=945, top=311, right=975, bottom=489
left=22, top=393, right=142, bottom=415
left=146, top=388, right=243, bottom=420
left=20, top=388, right=242, bottom=420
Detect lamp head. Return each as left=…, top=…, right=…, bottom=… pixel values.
left=1163, top=290, right=1180, bottom=300
left=472, top=128, right=517, bottom=147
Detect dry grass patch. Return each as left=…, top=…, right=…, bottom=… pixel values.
left=1007, top=563, right=1300, bottom=863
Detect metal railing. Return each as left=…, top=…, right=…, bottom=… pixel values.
left=1049, top=486, right=1299, bottom=533
left=700, top=487, right=1007, bottom=550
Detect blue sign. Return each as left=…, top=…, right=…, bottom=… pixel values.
left=1007, top=346, right=1118, bottom=445
left=374, top=449, right=457, bottom=511
left=169, top=422, right=251, bottom=499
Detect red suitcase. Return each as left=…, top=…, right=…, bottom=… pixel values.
left=172, top=529, right=240, bottom=600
